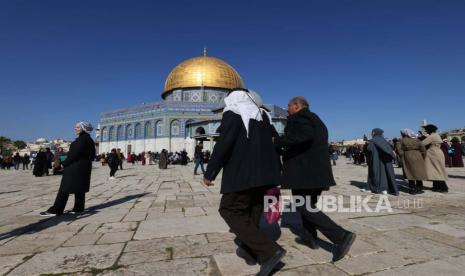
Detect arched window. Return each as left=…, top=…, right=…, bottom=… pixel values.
left=195, top=127, right=206, bottom=135
left=108, top=126, right=116, bottom=141
left=156, top=121, right=163, bottom=137
left=185, top=120, right=194, bottom=138
left=117, top=125, right=124, bottom=141
left=171, top=120, right=180, bottom=137
left=134, top=123, right=142, bottom=139
left=145, top=122, right=153, bottom=138
left=125, top=124, right=133, bottom=140
left=101, top=127, right=108, bottom=142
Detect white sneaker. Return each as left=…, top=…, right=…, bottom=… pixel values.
left=381, top=191, right=388, bottom=195
left=360, top=188, right=367, bottom=192
left=39, top=211, right=57, bottom=217
left=109, top=176, right=115, bottom=180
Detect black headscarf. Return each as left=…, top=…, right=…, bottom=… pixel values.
left=423, top=124, right=438, bottom=134
left=372, top=128, right=384, bottom=137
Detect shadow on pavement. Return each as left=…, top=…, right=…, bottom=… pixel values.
left=0, top=192, right=149, bottom=241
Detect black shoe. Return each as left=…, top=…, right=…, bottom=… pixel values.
left=415, top=190, right=424, bottom=194
left=256, top=249, right=286, bottom=276
left=332, top=232, right=356, bottom=262
left=236, top=247, right=257, bottom=265
left=234, top=238, right=257, bottom=265
left=295, top=235, right=320, bottom=249
left=39, top=211, right=57, bottom=217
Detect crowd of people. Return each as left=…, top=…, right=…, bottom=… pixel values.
left=0, top=153, right=30, bottom=170
left=95, top=147, right=211, bottom=179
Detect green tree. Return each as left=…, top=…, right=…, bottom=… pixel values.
left=0, top=136, right=12, bottom=154
left=13, top=140, right=27, bottom=150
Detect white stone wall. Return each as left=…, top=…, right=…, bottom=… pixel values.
left=99, top=137, right=217, bottom=158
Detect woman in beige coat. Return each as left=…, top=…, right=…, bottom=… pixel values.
left=421, top=124, right=448, bottom=192
left=397, top=129, right=426, bottom=195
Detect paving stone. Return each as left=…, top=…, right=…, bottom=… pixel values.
left=63, top=233, right=102, bottom=247
left=0, top=232, right=75, bottom=255
left=97, top=231, right=134, bottom=244
left=350, top=213, right=432, bottom=231
left=79, top=223, right=101, bottom=234
left=334, top=251, right=415, bottom=275
left=8, top=243, right=124, bottom=275
left=206, top=232, right=235, bottom=243
left=184, top=206, right=205, bottom=217
left=369, top=259, right=465, bottom=276
left=101, top=257, right=216, bottom=276
left=402, top=226, right=465, bottom=250
left=96, top=222, right=138, bottom=233
left=0, top=254, right=29, bottom=275
left=134, top=215, right=228, bottom=240
left=123, top=211, right=147, bottom=222
left=276, top=263, right=348, bottom=275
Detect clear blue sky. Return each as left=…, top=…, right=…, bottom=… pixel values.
left=1, top=0, right=464, bottom=141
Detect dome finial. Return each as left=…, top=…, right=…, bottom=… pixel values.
left=203, top=47, right=207, bottom=56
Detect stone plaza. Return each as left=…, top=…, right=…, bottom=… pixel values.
left=0, top=160, right=464, bottom=275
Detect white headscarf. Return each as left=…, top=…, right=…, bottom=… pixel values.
left=223, top=90, right=271, bottom=138
left=78, top=121, right=94, bottom=133
left=400, top=128, right=416, bottom=138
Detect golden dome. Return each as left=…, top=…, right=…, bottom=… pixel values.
left=163, top=55, right=244, bottom=98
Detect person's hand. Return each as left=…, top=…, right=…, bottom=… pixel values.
left=203, top=177, right=214, bottom=187
left=272, top=137, right=276, bottom=143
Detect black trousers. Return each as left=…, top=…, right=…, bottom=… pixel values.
left=119, top=160, right=123, bottom=170
left=219, top=188, right=281, bottom=262
left=432, top=181, right=448, bottom=191
left=292, top=189, right=346, bottom=245
left=109, top=165, right=118, bottom=177
left=48, top=192, right=85, bottom=214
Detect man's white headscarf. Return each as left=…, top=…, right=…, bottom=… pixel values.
left=223, top=89, right=271, bottom=138
left=78, top=121, right=94, bottom=133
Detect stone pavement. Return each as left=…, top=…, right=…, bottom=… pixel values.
left=0, top=160, right=464, bottom=275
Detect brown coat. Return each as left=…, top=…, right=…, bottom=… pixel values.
left=421, top=133, right=448, bottom=181
left=396, top=137, right=427, bottom=180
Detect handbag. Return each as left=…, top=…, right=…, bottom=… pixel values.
left=264, top=187, right=281, bottom=224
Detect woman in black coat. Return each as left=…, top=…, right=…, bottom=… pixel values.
left=107, top=148, right=119, bottom=179
left=33, top=149, right=48, bottom=177
left=40, top=122, right=95, bottom=216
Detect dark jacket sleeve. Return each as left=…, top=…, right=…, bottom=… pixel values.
left=204, top=112, right=242, bottom=181
left=274, top=120, right=313, bottom=148
left=62, top=136, right=86, bottom=167
left=373, top=137, right=395, bottom=157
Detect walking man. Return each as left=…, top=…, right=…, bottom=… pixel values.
left=204, top=89, right=286, bottom=275
left=194, top=142, right=205, bottom=175
left=273, top=96, right=356, bottom=262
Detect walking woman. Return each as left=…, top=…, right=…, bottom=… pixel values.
left=421, top=124, right=449, bottom=193
left=107, top=148, right=119, bottom=179
left=450, top=137, right=464, bottom=167
left=396, top=129, right=427, bottom=194
left=40, top=122, right=95, bottom=216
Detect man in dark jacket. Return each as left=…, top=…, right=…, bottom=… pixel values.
left=204, top=89, right=286, bottom=276
left=41, top=122, right=95, bottom=216
left=193, top=142, right=205, bottom=175
left=273, top=96, right=355, bottom=262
